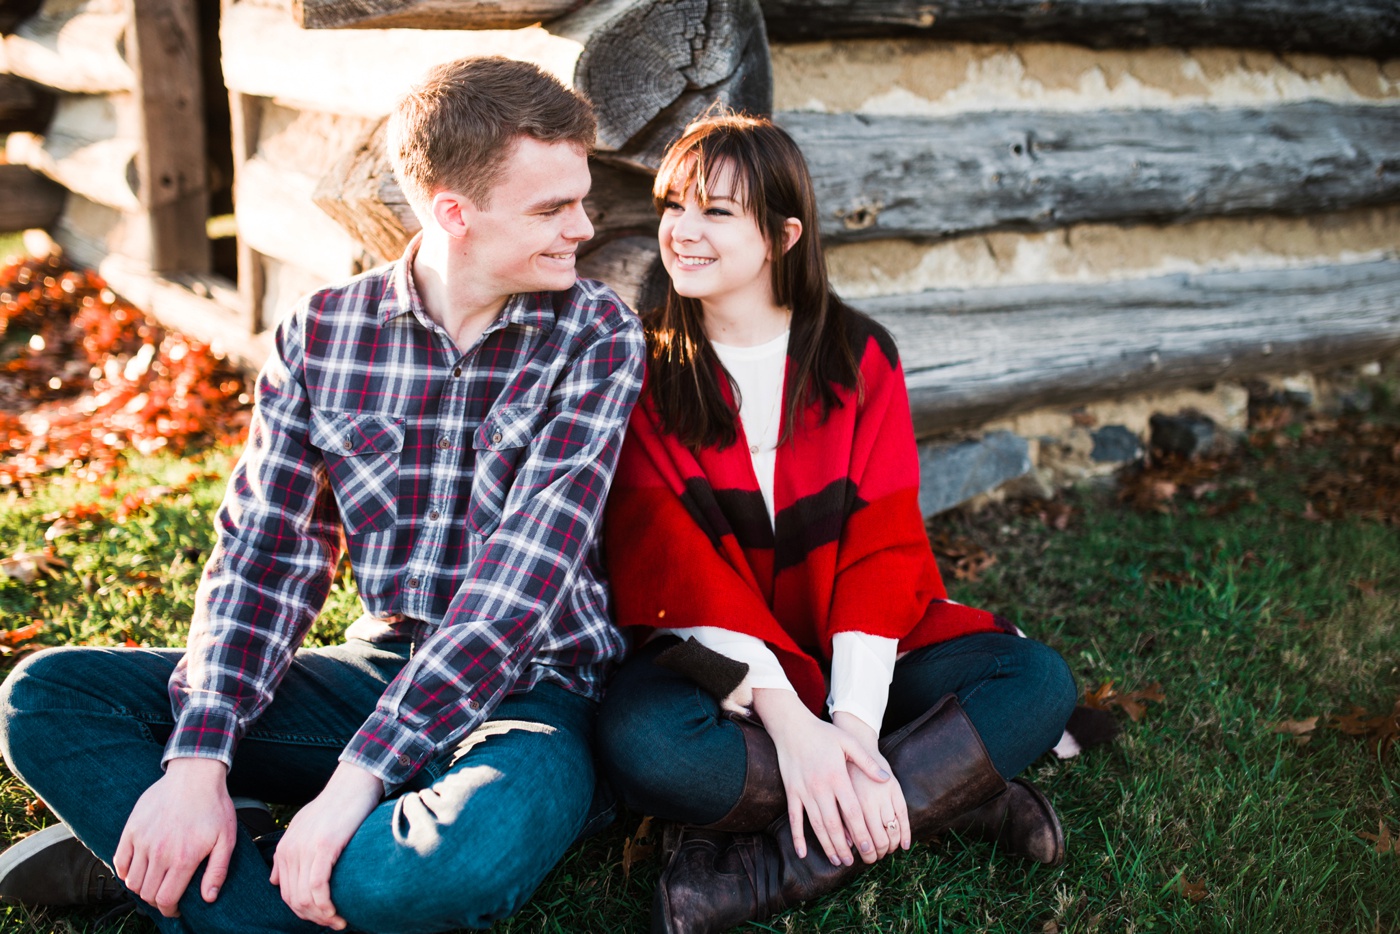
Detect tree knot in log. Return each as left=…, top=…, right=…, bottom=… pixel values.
left=837, top=199, right=884, bottom=231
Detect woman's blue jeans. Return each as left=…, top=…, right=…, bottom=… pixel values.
left=0, top=640, right=612, bottom=934
left=597, top=632, right=1077, bottom=825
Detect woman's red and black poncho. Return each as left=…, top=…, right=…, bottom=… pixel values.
left=604, top=316, right=1011, bottom=714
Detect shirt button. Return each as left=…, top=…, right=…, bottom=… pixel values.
left=407, top=576, right=420, bottom=589
left=428, top=509, right=441, bottom=521
left=343, top=437, right=353, bottom=451
left=467, top=699, right=481, bottom=712
left=437, top=437, right=450, bottom=450
left=491, top=431, right=503, bottom=445
left=453, top=366, right=462, bottom=377
left=397, top=754, right=411, bottom=767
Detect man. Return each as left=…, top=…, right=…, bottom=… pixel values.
left=0, top=56, right=643, bottom=933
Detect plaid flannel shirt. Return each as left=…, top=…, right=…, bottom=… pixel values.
left=166, top=245, right=644, bottom=791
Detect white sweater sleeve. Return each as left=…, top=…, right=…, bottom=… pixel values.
left=827, top=632, right=899, bottom=733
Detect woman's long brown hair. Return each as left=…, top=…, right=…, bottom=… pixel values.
left=644, top=113, right=861, bottom=452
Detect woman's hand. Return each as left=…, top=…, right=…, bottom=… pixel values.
left=832, top=712, right=911, bottom=860
left=752, top=688, right=892, bottom=867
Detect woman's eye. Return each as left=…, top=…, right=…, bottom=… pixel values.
left=704, top=207, right=732, bottom=217
left=662, top=200, right=682, bottom=211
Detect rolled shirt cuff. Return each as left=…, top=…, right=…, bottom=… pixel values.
left=827, top=631, right=898, bottom=733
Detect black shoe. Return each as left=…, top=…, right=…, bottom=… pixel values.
left=0, top=823, right=124, bottom=907
left=0, top=800, right=276, bottom=908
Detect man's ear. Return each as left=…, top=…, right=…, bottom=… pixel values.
left=780, top=217, right=802, bottom=254
left=430, top=191, right=473, bottom=239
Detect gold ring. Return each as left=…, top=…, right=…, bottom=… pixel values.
left=885, top=819, right=899, bottom=831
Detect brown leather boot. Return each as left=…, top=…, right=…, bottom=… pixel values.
left=941, top=778, right=1066, bottom=865
left=702, top=714, right=785, bottom=832
left=653, top=695, right=1007, bottom=934
left=659, top=714, right=787, bottom=865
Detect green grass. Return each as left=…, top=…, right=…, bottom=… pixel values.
left=0, top=419, right=1397, bottom=932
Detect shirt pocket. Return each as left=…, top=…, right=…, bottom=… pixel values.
left=309, top=410, right=406, bottom=536
left=468, top=403, right=544, bottom=536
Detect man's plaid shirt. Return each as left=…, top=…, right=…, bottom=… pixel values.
left=166, top=247, right=644, bottom=790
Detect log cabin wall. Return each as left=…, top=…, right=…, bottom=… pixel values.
left=767, top=40, right=1400, bottom=435
left=1, top=0, right=1397, bottom=509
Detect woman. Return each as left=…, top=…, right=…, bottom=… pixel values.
left=599, top=113, right=1077, bottom=934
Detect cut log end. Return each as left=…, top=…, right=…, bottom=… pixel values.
left=557, top=0, right=773, bottom=156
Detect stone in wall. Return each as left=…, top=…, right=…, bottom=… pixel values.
left=917, top=430, right=1031, bottom=516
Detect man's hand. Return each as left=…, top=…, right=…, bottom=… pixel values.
left=114, top=757, right=236, bottom=918
left=271, top=762, right=384, bottom=930
left=832, top=711, right=910, bottom=861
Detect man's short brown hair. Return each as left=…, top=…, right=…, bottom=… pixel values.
left=388, top=57, right=596, bottom=213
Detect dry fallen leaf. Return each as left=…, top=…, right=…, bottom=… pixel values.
left=0, top=552, right=65, bottom=585
left=1329, top=701, right=1400, bottom=757
left=1175, top=877, right=1208, bottom=903
left=1271, top=716, right=1319, bottom=746
left=621, top=815, right=656, bottom=880
left=1359, top=820, right=1397, bottom=855
left=1082, top=681, right=1166, bottom=722
left=1350, top=579, right=1379, bottom=597
left=0, top=621, right=44, bottom=647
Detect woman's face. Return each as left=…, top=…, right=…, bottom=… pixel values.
left=657, top=160, right=777, bottom=311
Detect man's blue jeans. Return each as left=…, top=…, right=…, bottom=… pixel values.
left=0, top=640, right=611, bottom=933
left=597, top=632, right=1077, bottom=825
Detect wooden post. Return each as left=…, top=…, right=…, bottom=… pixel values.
left=228, top=87, right=264, bottom=333
left=127, top=0, right=210, bottom=274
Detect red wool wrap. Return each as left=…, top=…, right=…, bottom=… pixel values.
left=604, top=318, right=1012, bottom=714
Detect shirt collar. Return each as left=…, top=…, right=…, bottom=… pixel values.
left=382, top=234, right=558, bottom=335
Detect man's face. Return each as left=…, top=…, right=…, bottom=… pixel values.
left=458, top=137, right=594, bottom=295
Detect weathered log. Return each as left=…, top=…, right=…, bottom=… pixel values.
left=575, top=234, right=668, bottom=313
left=854, top=260, right=1400, bottom=435
left=238, top=156, right=365, bottom=282
left=0, top=73, right=55, bottom=134
left=0, top=0, right=134, bottom=93
left=780, top=103, right=1400, bottom=243
left=312, top=115, right=657, bottom=264
left=0, top=163, right=65, bottom=231
left=254, top=102, right=381, bottom=179
left=52, top=192, right=149, bottom=270
left=295, top=0, right=585, bottom=30
left=220, top=3, right=581, bottom=117
left=222, top=1, right=770, bottom=165
left=552, top=0, right=771, bottom=162
left=600, top=12, right=772, bottom=172
left=260, top=253, right=335, bottom=336
left=759, top=0, right=1400, bottom=58
left=129, top=0, right=210, bottom=273
left=5, top=93, right=141, bottom=212
left=311, top=121, right=418, bottom=267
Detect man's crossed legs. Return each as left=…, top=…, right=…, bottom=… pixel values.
left=0, top=640, right=608, bottom=933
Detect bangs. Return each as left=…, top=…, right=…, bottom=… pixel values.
left=652, top=129, right=758, bottom=215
